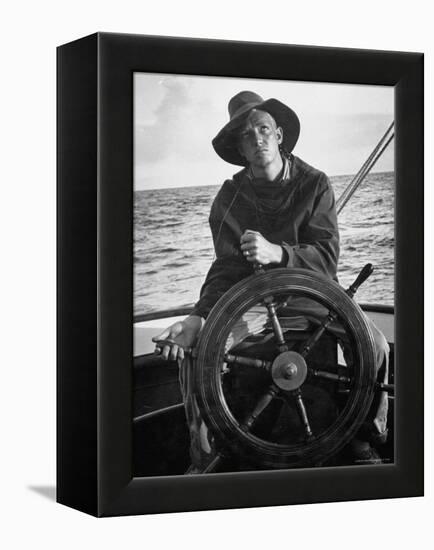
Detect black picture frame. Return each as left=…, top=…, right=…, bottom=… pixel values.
left=57, top=32, right=423, bottom=517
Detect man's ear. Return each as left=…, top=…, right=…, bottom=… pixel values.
left=276, top=126, right=283, bottom=144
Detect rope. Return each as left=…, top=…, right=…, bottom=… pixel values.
left=336, top=122, right=394, bottom=214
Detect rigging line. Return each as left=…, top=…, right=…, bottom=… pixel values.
left=337, top=132, right=394, bottom=214
left=337, top=136, right=391, bottom=209
left=336, top=122, right=394, bottom=210
left=351, top=121, right=394, bottom=184
left=337, top=141, right=391, bottom=208
left=337, top=133, right=394, bottom=214
left=357, top=121, right=394, bottom=176
left=336, top=122, right=394, bottom=209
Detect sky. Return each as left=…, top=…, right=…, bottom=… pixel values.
left=134, top=73, right=394, bottom=191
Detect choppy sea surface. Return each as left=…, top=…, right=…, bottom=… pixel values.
left=134, top=171, right=394, bottom=316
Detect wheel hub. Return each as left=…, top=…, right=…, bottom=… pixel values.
left=271, top=351, right=307, bottom=391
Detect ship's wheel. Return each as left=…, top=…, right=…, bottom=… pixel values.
left=193, top=267, right=377, bottom=470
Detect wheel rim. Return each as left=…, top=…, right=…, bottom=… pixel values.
left=194, top=268, right=377, bottom=469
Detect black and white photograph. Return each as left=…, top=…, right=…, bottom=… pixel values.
left=133, top=74, right=395, bottom=476
left=3, top=0, right=429, bottom=543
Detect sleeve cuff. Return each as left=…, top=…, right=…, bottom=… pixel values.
left=190, top=305, right=210, bottom=320
left=281, top=243, right=293, bottom=267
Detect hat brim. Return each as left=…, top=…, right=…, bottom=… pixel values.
left=212, top=98, right=300, bottom=166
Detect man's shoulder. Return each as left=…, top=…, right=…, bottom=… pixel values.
left=215, top=168, right=247, bottom=197
left=292, top=155, right=328, bottom=182
left=209, top=170, right=245, bottom=218
left=292, top=155, right=331, bottom=192
left=227, top=167, right=247, bottom=186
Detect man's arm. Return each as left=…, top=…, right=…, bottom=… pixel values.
left=281, top=174, right=339, bottom=280
left=190, top=256, right=251, bottom=319
left=190, top=181, right=251, bottom=319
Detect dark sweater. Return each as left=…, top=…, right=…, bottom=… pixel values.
left=191, top=154, right=340, bottom=319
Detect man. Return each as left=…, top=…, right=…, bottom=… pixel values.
left=153, top=91, right=389, bottom=471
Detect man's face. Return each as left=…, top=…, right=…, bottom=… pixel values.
left=237, top=110, right=283, bottom=169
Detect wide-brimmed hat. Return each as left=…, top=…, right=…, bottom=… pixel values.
left=212, top=91, right=300, bottom=166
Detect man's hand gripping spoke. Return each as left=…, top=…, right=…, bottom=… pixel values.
left=152, top=315, right=205, bottom=362
left=240, top=229, right=284, bottom=265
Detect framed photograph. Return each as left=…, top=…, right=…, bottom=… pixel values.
left=57, top=32, right=423, bottom=516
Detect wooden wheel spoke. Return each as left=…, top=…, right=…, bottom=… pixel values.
left=292, top=389, right=313, bottom=438
left=308, top=367, right=352, bottom=385
left=300, top=311, right=338, bottom=357
left=240, top=385, right=279, bottom=432
left=224, top=353, right=271, bottom=371
left=263, top=297, right=287, bottom=351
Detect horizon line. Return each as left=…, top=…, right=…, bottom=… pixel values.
left=135, top=169, right=394, bottom=192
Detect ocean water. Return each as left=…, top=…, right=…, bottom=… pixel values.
left=134, top=171, right=394, bottom=316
